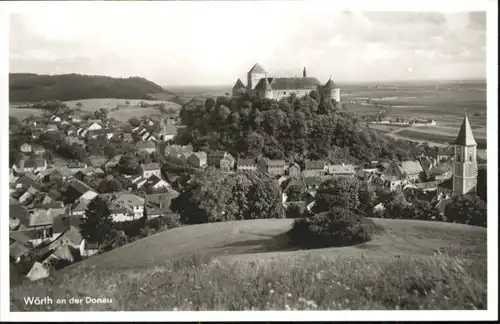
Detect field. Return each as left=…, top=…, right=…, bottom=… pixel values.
left=10, top=218, right=487, bottom=311
left=9, top=108, right=44, bottom=120
left=9, top=98, right=182, bottom=122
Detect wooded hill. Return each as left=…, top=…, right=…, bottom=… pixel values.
left=9, top=73, right=174, bottom=102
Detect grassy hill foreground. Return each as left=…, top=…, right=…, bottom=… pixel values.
left=10, top=218, right=487, bottom=311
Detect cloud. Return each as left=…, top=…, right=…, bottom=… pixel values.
left=9, top=4, right=486, bottom=85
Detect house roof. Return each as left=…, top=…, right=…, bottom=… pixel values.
left=52, top=214, right=84, bottom=234
left=248, top=63, right=267, bottom=74
left=324, top=78, right=337, bottom=89
left=68, top=179, right=96, bottom=196
left=430, top=163, right=452, bottom=175
left=191, top=152, right=207, bottom=160
left=165, top=145, right=193, bottom=156
left=438, top=177, right=454, bottom=190
left=454, top=114, right=477, bottom=146
left=328, top=164, right=356, bottom=174
left=88, top=156, right=108, bottom=167
left=209, top=150, right=229, bottom=158
left=256, top=77, right=322, bottom=91
left=24, top=158, right=46, bottom=168
left=135, top=140, right=156, bottom=149
left=10, top=242, right=30, bottom=259
left=305, top=160, right=326, bottom=170
left=57, top=226, right=83, bottom=246
left=140, top=163, right=161, bottom=171
left=262, top=159, right=286, bottom=167
left=10, top=230, right=35, bottom=246
left=233, top=78, right=246, bottom=89
left=303, top=176, right=323, bottom=187
left=15, top=174, right=37, bottom=188
left=72, top=199, right=91, bottom=212
left=26, top=262, right=50, bottom=281
left=67, top=161, right=87, bottom=168
left=415, top=181, right=441, bottom=190
left=237, top=158, right=256, bottom=166
left=399, top=161, right=424, bottom=176
left=113, top=193, right=145, bottom=207
left=55, top=166, right=74, bottom=178
left=51, top=245, right=75, bottom=261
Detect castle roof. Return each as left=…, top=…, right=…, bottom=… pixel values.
left=324, top=78, right=337, bottom=89
left=454, top=113, right=477, bottom=146
left=255, top=77, right=321, bottom=91
left=248, top=63, right=267, bottom=74
left=233, top=78, right=246, bottom=89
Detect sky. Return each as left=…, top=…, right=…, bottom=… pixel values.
left=8, top=2, right=487, bottom=86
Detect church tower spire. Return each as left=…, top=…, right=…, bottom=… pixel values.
left=452, top=109, right=478, bottom=196
left=303, top=67, right=307, bottom=78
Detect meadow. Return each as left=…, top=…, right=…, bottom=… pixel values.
left=10, top=218, right=487, bottom=311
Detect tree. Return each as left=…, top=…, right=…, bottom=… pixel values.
left=80, top=196, right=114, bottom=250
left=444, top=196, right=487, bottom=227
left=286, top=184, right=304, bottom=202
left=117, top=152, right=139, bottom=175
left=313, top=177, right=362, bottom=213
left=128, top=117, right=140, bottom=128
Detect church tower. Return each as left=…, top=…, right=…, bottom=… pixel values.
left=303, top=67, right=307, bottom=78
left=452, top=110, right=478, bottom=196
left=247, top=63, right=267, bottom=91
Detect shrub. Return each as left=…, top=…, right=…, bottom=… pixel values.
left=288, top=207, right=382, bottom=249
left=285, top=204, right=305, bottom=219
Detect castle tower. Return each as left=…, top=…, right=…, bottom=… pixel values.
left=452, top=110, right=478, bottom=196
left=232, top=78, right=246, bottom=97
left=323, top=77, right=340, bottom=102
left=247, top=63, right=267, bottom=91
left=303, top=67, right=307, bottom=78
left=263, top=78, right=273, bottom=99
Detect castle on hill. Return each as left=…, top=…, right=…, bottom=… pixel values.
left=232, top=63, right=340, bottom=102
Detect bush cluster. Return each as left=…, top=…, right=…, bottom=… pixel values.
left=288, top=207, right=383, bottom=249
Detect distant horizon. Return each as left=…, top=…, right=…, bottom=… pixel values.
left=8, top=71, right=487, bottom=89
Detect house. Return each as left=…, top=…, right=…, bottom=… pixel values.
left=123, top=133, right=133, bottom=143
left=287, top=162, right=301, bottom=177
left=140, top=163, right=162, bottom=178
left=19, top=186, right=40, bottom=204
left=26, top=262, right=50, bottom=282
left=49, top=166, right=74, bottom=182
left=187, top=152, right=208, bottom=168
left=109, top=203, right=135, bottom=222
left=385, top=160, right=424, bottom=182
left=81, top=241, right=100, bottom=257
left=70, top=199, right=91, bottom=217
left=178, top=151, right=192, bottom=164
left=165, top=144, right=193, bottom=158
left=9, top=203, right=30, bottom=230
left=49, top=225, right=85, bottom=254
left=50, top=115, right=62, bottom=123
left=236, top=158, right=257, bottom=172
left=146, top=190, right=180, bottom=215
left=46, top=124, right=58, bottom=132
left=429, top=163, right=453, bottom=181
left=258, top=158, right=286, bottom=176
left=65, top=179, right=98, bottom=203
left=13, top=158, right=47, bottom=174
left=303, top=176, right=323, bottom=190
left=160, top=118, right=178, bottom=142
left=15, top=208, right=63, bottom=246
left=141, top=131, right=151, bottom=141
left=20, top=143, right=32, bottom=153
left=327, top=163, right=356, bottom=177
left=88, top=156, right=108, bottom=168
left=135, top=140, right=156, bottom=154
left=74, top=167, right=96, bottom=181
left=15, top=172, right=38, bottom=189
left=383, top=175, right=406, bottom=191
left=86, top=122, right=102, bottom=131
left=208, top=151, right=235, bottom=171
left=414, top=181, right=441, bottom=192
left=67, top=161, right=88, bottom=173
left=10, top=230, right=38, bottom=248
left=304, top=160, right=326, bottom=176
left=105, top=155, right=123, bottom=170
left=437, top=178, right=453, bottom=196
left=42, top=244, right=76, bottom=268
left=131, top=175, right=148, bottom=189
left=113, top=193, right=145, bottom=219
left=10, top=242, right=30, bottom=263
left=31, top=144, right=46, bottom=155
left=145, top=175, right=171, bottom=190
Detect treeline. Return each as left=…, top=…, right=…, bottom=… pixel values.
left=9, top=73, right=173, bottom=102
left=176, top=93, right=421, bottom=164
